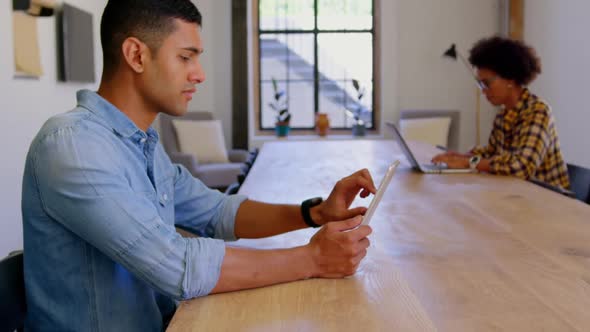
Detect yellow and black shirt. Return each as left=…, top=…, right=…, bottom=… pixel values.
left=470, top=88, right=570, bottom=189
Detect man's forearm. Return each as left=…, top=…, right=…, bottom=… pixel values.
left=211, top=216, right=370, bottom=294
left=234, top=200, right=316, bottom=239
left=210, top=245, right=314, bottom=294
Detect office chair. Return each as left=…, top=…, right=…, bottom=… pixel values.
left=0, top=251, right=26, bottom=332
left=224, top=182, right=241, bottom=195
left=399, top=110, right=461, bottom=151
left=224, top=149, right=260, bottom=195
left=567, top=163, right=590, bottom=204
left=529, top=163, right=590, bottom=204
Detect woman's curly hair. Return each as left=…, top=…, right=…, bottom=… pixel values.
left=469, top=36, right=541, bottom=86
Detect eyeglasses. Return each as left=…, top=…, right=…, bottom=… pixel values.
left=476, top=76, right=498, bottom=90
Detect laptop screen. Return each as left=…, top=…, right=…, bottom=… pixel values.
left=386, top=122, right=421, bottom=170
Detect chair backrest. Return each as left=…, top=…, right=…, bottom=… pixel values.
left=224, top=182, right=241, bottom=195
left=159, top=112, right=214, bottom=155
left=567, top=163, right=590, bottom=204
left=400, top=110, right=461, bottom=151
left=0, top=251, right=26, bottom=332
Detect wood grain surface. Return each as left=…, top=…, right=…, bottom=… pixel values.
left=168, top=140, right=590, bottom=332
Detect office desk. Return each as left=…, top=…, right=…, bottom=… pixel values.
left=168, top=140, right=590, bottom=331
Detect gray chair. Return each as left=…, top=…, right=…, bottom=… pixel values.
left=399, top=110, right=461, bottom=151
left=159, top=112, right=250, bottom=189
left=567, top=163, right=590, bottom=204
left=0, top=251, right=25, bottom=332
left=528, top=163, right=590, bottom=204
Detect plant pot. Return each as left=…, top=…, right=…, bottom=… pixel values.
left=315, top=113, right=330, bottom=137
left=275, top=122, right=290, bottom=137
left=352, top=123, right=366, bottom=137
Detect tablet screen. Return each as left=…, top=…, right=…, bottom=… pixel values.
left=361, top=160, right=400, bottom=225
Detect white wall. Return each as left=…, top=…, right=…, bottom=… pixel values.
left=186, top=0, right=234, bottom=147
left=524, top=0, right=590, bottom=168
left=393, top=0, right=500, bottom=151
left=0, top=1, right=104, bottom=257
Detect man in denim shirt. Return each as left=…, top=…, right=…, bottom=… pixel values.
left=21, top=1, right=376, bottom=331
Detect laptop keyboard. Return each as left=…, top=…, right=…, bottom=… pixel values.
left=422, top=163, right=448, bottom=171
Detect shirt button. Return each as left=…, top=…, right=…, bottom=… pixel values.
left=140, top=138, right=147, bottom=143
left=163, top=193, right=168, bottom=201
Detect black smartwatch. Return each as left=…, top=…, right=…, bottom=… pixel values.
left=301, top=197, right=323, bottom=228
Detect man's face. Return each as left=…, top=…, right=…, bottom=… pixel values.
left=141, top=19, right=205, bottom=117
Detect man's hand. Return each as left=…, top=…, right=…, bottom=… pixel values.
left=212, top=216, right=372, bottom=294
left=431, top=152, right=470, bottom=169
left=311, top=169, right=377, bottom=225
left=306, top=216, right=371, bottom=278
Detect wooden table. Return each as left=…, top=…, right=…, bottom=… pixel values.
left=168, top=140, right=590, bottom=332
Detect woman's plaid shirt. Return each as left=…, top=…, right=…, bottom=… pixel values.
left=470, top=88, right=570, bottom=189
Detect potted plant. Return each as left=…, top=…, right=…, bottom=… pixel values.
left=346, top=79, right=367, bottom=137
left=269, top=78, right=291, bottom=137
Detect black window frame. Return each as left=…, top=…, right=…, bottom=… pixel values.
left=257, top=0, right=376, bottom=131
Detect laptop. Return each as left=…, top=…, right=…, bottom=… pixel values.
left=386, top=122, right=472, bottom=174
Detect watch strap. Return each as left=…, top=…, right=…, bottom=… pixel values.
left=469, top=155, right=482, bottom=171
left=301, top=197, right=323, bottom=228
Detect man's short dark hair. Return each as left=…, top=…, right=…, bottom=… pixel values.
left=469, top=36, right=541, bottom=86
left=100, top=0, right=202, bottom=76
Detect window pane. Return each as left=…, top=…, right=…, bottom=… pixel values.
left=261, top=34, right=315, bottom=81
left=318, top=33, right=373, bottom=128
left=319, top=80, right=355, bottom=128
left=261, top=80, right=315, bottom=129
left=317, top=0, right=373, bottom=30
left=288, top=81, right=315, bottom=128
left=259, top=0, right=315, bottom=31
left=318, top=33, right=372, bottom=82
left=319, top=80, right=373, bottom=128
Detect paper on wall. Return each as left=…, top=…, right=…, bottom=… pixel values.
left=13, top=11, right=43, bottom=77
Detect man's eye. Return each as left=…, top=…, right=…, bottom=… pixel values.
left=180, top=55, right=190, bottom=62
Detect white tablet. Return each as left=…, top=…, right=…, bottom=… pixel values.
left=361, top=160, right=400, bottom=225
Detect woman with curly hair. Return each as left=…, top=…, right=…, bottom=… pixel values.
left=432, top=36, right=570, bottom=189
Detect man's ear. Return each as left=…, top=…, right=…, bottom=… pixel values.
left=121, top=37, right=149, bottom=74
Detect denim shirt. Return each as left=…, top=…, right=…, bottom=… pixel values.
left=21, top=90, right=247, bottom=331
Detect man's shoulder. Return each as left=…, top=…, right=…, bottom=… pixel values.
left=39, top=107, right=90, bottom=134
left=30, top=106, right=119, bottom=160
left=36, top=106, right=113, bottom=141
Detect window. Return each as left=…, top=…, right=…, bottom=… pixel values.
left=255, top=0, right=377, bottom=131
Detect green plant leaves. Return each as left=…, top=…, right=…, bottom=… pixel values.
left=352, top=79, right=360, bottom=91
left=270, top=76, right=290, bottom=123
